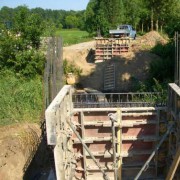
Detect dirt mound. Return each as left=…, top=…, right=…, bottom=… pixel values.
left=138, top=31, right=168, bottom=48
left=63, top=36, right=163, bottom=91
left=63, top=41, right=96, bottom=76
left=0, top=123, right=41, bottom=180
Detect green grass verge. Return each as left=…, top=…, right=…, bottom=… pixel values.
left=55, top=29, right=92, bottom=46
left=0, top=71, right=43, bottom=126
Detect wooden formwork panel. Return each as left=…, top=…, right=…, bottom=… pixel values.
left=86, top=171, right=114, bottom=180
left=122, top=125, right=156, bottom=136
left=72, top=109, right=161, bottom=179
left=95, top=38, right=131, bottom=62
left=122, top=168, right=156, bottom=179
left=95, top=38, right=131, bottom=45
left=122, top=141, right=154, bottom=153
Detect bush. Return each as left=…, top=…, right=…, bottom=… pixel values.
left=150, top=42, right=174, bottom=82
left=63, top=59, right=82, bottom=76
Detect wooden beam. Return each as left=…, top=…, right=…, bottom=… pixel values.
left=166, top=147, right=180, bottom=180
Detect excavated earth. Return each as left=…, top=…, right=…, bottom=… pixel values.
left=63, top=31, right=168, bottom=91
left=0, top=124, right=41, bottom=180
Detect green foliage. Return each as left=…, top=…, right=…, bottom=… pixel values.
left=150, top=42, right=174, bottom=82
left=63, top=59, right=82, bottom=76
left=0, top=71, right=43, bottom=126
left=0, top=6, right=45, bottom=78
left=84, top=0, right=180, bottom=36
left=55, top=29, right=92, bottom=46
left=85, top=0, right=125, bottom=35
left=65, top=15, right=79, bottom=29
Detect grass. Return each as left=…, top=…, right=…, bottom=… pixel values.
left=55, top=29, right=92, bottom=46
left=0, top=71, right=43, bottom=126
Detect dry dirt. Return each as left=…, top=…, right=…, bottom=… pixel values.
left=0, top=124, right=41, bottom=180
left=63, top=31, right=168, bottom=92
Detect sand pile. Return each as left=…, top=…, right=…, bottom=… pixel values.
left=139, top=31, right=168, bottom=47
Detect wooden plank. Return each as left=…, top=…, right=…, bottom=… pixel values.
left=166, top=146, right=180, bottom=180
left=169, top=83, right=180, bottom=97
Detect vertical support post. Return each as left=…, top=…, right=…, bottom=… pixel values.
left=111, top=115, right=117, bottom=180
left=55, top=108, right=65, bottom=180
left=54, top=135, right=65, bottom=180
left=175, top=32, right=177, bottom=83
left=117, top=109, right=122, bottom=180
left=166, top=147, right=180, bottom=180
left=155, top=109, right=160, bottom=176
left=80, top=111, right=87, bottom=179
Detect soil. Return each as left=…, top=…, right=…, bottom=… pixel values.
left=0, top=124, right=41, bottom=180
left=63, top=31, right=168, bottom=92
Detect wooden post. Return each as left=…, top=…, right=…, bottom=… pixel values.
left=117, top=109, right=122, bottom=180
left=166, top=147, right=180, bottom=180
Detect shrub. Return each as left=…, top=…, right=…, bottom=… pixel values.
left=63, top=59, right=82, bottom=76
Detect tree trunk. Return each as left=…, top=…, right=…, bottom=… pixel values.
left=156, top=19, right=159, bottom=32
left=142, top=22, right=144, bottom=33
left=160, top=25, right=163, bottom=33
left=147, top=26, right=149, bottom=32
left=151, top=8, right=154, bottom=31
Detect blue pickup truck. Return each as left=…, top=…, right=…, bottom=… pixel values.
left=109, top=25, right=136, bottom=39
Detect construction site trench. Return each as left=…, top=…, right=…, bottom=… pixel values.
left=1, top=31, right=180, bottom=180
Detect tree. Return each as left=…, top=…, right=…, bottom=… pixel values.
left=65, top=15, right=79, bottom=28
left=0, top=6, right=14, bottom=28
left=85, top=0, right=125, bottom=35
left=0, top=6, right=45, bottom=78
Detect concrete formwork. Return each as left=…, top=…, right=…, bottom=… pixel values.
left=95, top=38, right=132, bottom=63
left=45, top=85, right=169, bottom=180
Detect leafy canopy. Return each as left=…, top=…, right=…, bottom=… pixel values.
left=0, top=6, right=45, bottom=78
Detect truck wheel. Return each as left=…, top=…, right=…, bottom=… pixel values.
left=134, top=34, right=136, bottom=40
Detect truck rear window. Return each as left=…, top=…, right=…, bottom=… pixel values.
left=119, top=26, right=128, bottom=29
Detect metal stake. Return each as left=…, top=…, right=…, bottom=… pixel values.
left=108, top=113, right=118, bottom=180
left=134, top=123, right=174, bottom=180
left=67, top=119, right=110, bottom=180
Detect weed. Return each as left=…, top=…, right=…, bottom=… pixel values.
left=0, top=71, right=43, bottom=126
